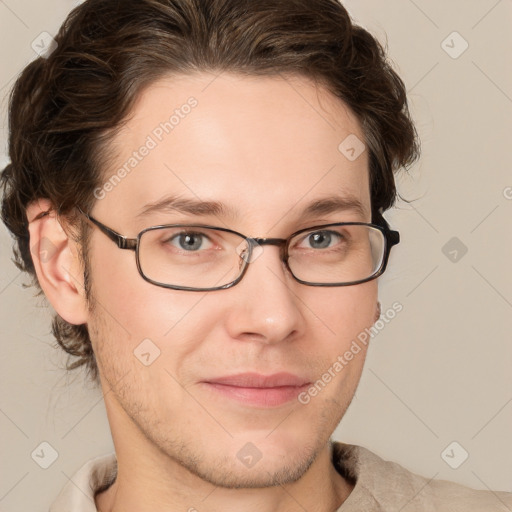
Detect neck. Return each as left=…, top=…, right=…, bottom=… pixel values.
left=95, top=441, right=353, bottom=512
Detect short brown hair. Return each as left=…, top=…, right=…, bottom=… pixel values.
left=0, top=0, right=419, bottom=385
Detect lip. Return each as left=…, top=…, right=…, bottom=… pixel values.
left=204, top=372, right=310, bottom=387
left=201, top=372, right=311, bottom=407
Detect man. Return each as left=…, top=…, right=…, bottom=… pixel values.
left=1, top=0, right=510, bottom=510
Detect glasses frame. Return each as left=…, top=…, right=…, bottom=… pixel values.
left=74, top=206, right=400, bottom=292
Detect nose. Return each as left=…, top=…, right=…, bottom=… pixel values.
left=223, top=243, right=306, bottom=344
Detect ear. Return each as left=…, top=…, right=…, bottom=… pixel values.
left=26, top=198, right=89, bottom=325
left=374, top=301, right=381, bottom=323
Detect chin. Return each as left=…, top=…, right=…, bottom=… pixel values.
left=195, top=451, right=317, bottom=490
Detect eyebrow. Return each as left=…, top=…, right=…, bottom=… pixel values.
left=135, top=193, right=368, bottom=222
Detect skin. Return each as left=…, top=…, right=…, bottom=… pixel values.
left=27, top=72, right=381, bottom=512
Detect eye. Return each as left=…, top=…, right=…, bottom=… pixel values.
left=290, top=229, right=348, bottom=250
left=164, top=230, right=215, bottom=252
left=296, top=230, right=345, bottom=250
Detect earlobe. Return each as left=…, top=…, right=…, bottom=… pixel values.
left=26, top=198, right=89, bottom=325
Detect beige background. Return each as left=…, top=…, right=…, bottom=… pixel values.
left=1, top=0, right=511, bottom=510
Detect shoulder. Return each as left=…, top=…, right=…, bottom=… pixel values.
left=333, top=442, right=512, bottom=512
left=49, top=453, right=117, bottom=512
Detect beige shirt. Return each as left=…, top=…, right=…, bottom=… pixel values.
left=49, top=441, right=512, bottom=511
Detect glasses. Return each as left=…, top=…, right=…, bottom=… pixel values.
left=75, top=206, right=399, bottom=291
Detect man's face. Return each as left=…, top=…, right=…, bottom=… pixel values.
left=86, top=72, right=378, bottom=487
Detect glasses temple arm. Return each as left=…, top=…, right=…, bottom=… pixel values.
left=75, top=206, right=137, bottom=250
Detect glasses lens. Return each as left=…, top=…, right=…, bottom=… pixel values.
left=287, top=224, right=385, bottom=284
left=138, top=226, right=248, bottom=289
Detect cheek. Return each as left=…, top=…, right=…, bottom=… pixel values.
left=87, top=243, right=216, bottom=364
left=290, top=282, right=377, bottom=388
left=311, top=280, right=378, bottom=343
left=302, top=282, right=377, bottom=386
left=298, top=284, right=377, bottom=407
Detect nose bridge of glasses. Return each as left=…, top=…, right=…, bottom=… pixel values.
left=252, top=237, right=287, bottom=246
left=252, top=237, right=288, bottom=256
left=238, top=236, right=288, bottom=266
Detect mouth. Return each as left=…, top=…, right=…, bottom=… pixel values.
left=200, top=372, right=311, bottom=408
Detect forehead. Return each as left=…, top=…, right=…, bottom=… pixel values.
left=98, top=72, right=371, bottom=229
